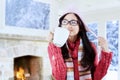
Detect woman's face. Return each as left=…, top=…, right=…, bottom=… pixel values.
left=61, top=13, right=79, bottom=38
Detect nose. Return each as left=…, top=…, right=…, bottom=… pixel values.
left=65, top=22, right=71, bottom=27
left=66, top=23, right=73, bottom=30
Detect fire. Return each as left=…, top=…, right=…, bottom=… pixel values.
left=16, top=67, right=26, bottom=80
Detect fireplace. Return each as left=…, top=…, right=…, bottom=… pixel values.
left=0, top=42, right=51, bottom=80
left=14, top=55, right=42, bottom=80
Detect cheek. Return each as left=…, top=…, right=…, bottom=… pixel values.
left=75, top=26, right=79, bottom=34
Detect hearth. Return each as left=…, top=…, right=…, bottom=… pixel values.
left=14, top=56, right=42, bottom=80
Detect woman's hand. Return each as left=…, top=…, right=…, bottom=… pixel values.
left=98, top=36, right=110, bottom=52
left=47, top=32, right=54, bottom=43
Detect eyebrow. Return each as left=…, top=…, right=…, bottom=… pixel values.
left=63, top=19, right=78, bottom=21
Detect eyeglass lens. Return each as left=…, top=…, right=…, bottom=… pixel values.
left=62, top=19, right=78, bottom=26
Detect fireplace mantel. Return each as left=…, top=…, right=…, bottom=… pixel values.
left=0, top=33, right=48, bottom=42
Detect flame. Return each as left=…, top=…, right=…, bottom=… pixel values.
left=16, top=67, right=26, bottom=80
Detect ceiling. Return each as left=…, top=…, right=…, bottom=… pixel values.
left=56, top=0, right=120, bottom=12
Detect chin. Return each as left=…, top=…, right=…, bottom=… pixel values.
left=69, top=34, right=75, bottom=38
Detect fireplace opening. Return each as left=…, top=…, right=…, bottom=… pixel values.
left=14, top=55, right=42, bottom=80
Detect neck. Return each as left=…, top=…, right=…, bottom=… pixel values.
left=68, top=36, right=78, bottom=42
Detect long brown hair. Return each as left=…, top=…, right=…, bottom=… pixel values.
left=58, top=12, right=96, bottom=70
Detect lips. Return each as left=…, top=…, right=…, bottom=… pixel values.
left=69, top=29, right=73, bottom=32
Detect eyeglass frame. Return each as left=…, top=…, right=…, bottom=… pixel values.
left=61, top=19, right=79, bottom=26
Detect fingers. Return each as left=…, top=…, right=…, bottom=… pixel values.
left=98, top=37, right=107, bottom=45
left=98, top=36, right=110, bottom=52
left=47, top=32, right=54, bottom=42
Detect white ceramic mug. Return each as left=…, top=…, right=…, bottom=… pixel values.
left=53, top=27, right=69, bottom=47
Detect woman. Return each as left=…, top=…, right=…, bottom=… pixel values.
left=48, top=12, right=112, bottom=80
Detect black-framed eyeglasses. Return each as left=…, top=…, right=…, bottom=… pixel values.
left=61, top=19, right=79, bottom=26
